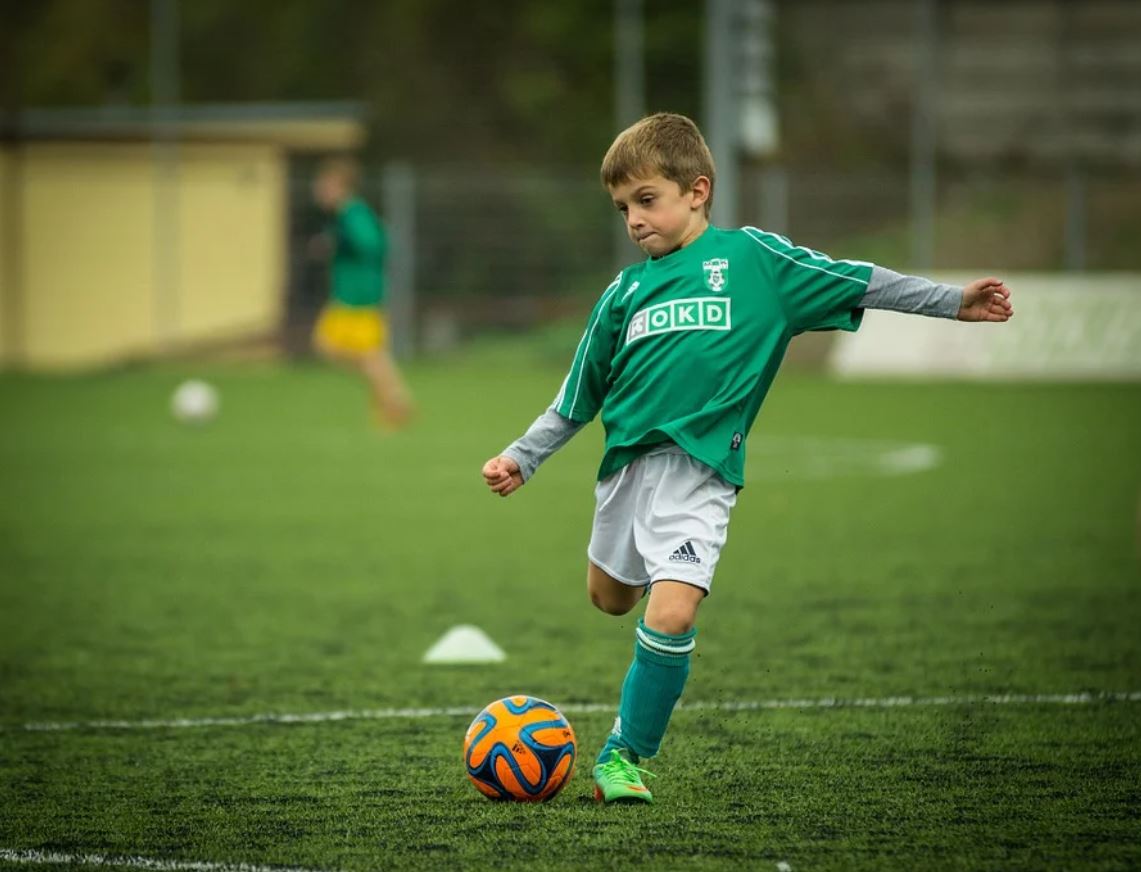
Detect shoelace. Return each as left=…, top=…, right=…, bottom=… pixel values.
left=601, top=752, right=657, bottom=784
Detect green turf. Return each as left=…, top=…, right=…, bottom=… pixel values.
left=1, top=348, right=1139, bottom=871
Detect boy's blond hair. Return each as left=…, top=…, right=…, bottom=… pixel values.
left=600, top=113, right=716, bottom=216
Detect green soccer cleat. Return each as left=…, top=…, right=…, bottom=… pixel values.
left=592, top=749, right=655, bottom=804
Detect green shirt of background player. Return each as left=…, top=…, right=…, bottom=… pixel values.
left=481, top=113, right=1013, bottom=804
left=329, top=196, right=387, bottom=307
left=310, top=158, right=413, bottom=429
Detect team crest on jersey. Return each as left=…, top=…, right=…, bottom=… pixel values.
left=702, top=258, right=729, bottom=292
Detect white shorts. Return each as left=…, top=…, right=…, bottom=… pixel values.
left=587, top=444, right=737, bottom=593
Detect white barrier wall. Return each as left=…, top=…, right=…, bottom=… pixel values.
left=830, top=273, right=1141, bottom=381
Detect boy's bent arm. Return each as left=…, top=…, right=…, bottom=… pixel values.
left=339, top=203, right=386, bottom=259
left=860, top=266, right=963, bottom=318
left=500, top=405, right=585, bottom=483
left=484, top=272, right=621, bottom=496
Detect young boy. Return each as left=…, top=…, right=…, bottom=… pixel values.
left=481, top=113, right=1012, bottom=804
left=310, top=158, right=413, bottom=428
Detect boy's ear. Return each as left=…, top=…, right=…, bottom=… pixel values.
left=689, top=175, right=711, bottom=209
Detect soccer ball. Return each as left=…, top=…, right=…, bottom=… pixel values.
left=463, top=695, right=576, bottom=801
left=170, top=379, right=219, bottom=425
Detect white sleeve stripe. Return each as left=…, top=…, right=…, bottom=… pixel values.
left=744, top=226, right=873, bottom=268
left=739, top=224, right=871, bottom=269
left=565, top=278, right=615, bottom=388
left=551, top=373, right=571, bottom=409
left=742, top=227, right=871, bottom=286
left=565, top=275, right=622, bottom=419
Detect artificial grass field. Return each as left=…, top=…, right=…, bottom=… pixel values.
left=0, top=346, right=1138, bottom=871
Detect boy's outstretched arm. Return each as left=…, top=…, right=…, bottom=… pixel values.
left=860, top=267, right=1012, bottom=322
left=482, top=404, right=585, bottom=498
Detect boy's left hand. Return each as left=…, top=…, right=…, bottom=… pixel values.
left=958, top=277, right=1013, bottom=322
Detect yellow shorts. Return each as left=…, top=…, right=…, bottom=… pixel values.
left=313, top=305, right=387, bottom=355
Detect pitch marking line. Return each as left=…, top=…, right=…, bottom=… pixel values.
left=746, top=436, right=943, bottom=480
left=9, top=692, right=1139, bottom=733
left=0, top=848, right=335, bottom=872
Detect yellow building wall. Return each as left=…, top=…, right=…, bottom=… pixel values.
left=176, top=145, right=285, bottom=344
left=0, top=148, right=15, bottom=364
left=14, top=141, right=286, bottom=370
left=21, top=144, right=156, bottom=368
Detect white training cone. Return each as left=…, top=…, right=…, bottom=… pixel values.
left=422, top=624, right=506, bottom=664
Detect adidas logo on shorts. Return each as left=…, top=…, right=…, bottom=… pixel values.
left=668, top=541, right=701, bottom=564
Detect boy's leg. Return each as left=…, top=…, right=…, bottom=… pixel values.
left=597, top=580, right=703, bottom=763
left=587, top=561, right=644, bottom=616
left=593, top=580, right=703, bottom=803
left=643, top=579, right=704, bottom=635
left=587, top=450, right=726, bottom=801
left=360, top=349, right=413, bottom=426
left=311, top=329, right=344, bottom=363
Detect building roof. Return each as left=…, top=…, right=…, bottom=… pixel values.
left=1, top=101, right=367, bottom=150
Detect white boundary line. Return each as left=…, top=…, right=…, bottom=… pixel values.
left=8, top=692, right=1139, bottom=733
left=745, top=436, right=944, bottom=481
left=0, top=848, right=335, bottom=872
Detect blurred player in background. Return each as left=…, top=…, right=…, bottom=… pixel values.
left=482, top=113, right=1012, bottom=805
left=310, top=158, right=413, bottom=429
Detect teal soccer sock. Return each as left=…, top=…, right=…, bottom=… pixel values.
left=598, top=618, right=696, bottom=764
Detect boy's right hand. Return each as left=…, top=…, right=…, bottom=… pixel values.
left=482, top=456, right=524, bottom=497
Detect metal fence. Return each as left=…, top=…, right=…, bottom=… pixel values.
left=285, top=160, right=1141, bottom=358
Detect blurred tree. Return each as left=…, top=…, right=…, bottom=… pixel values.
left=1, top=0, right=150, bottom=109
left=3, top=0, right=705, bottom=166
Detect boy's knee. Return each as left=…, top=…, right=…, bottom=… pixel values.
left=586, top=563, right=643, bottom=616
left=643, top=581, right=705, bottom=635
left=589, top=588, right=637, bottom=616
left=643, top=606, right=696, bottom=635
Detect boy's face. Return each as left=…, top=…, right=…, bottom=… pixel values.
left=609, top=171, right=710, bottom=258
left=312, top=171, right=349, bottom=211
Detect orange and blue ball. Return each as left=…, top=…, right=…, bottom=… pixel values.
left=463, top=696, right=577, bottom=801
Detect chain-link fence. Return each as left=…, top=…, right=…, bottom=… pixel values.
left=284, top=159, right=1141, bottom=358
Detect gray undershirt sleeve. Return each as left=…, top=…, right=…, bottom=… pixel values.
left=860, top=265, right=963, bottom=319
left=501, top=406, right=585, bottom=482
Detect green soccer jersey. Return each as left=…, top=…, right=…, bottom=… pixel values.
left=554, top=224, right=872, bottom=487
left=330, top=197, right=388, bottom=307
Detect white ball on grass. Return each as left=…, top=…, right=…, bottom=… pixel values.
left=171, top=379, right=219, bottom=425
